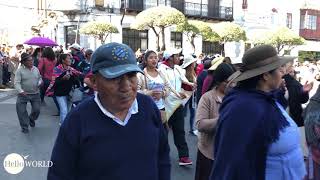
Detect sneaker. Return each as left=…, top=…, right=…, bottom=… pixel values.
left=21, top=128, right=29, bottom=134
left=29, top=119, right=35, bottom=127
left=179, top=157, right=192, bottom=166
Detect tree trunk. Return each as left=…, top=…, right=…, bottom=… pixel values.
left=191, top=35, right=196, bottom=53
left=99, top=34, right=106, bottom=44
left=221, top=43, right=225, bottom=56
left=160, top=26, right=166, bottom=51
left=151, top=27, right=160, bottom=51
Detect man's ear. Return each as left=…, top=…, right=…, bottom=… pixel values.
left=90, top=74, right=98, bottom=91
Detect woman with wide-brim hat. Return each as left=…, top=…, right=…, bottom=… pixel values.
left=210, top=45, right=306, bottom=180
left=180, top=55, right=198, bottom=135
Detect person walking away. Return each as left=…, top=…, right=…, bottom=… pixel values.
left=210, top=45, right=306, bottom=180
left=195, top=62, right=236, bottom=180
left=46, top=54, right=81, bottom=125
left=76, top=49, right=93, bottom=101
left=159, top=49, right=194, bottom=166
left=14, top=53, right=42, bottom=133
left=201, top=57, right=224, bottom=95
left=137, top=50, right=170, bottom=127
left=180, top=55, right=198, bottom=135
left=48, top=43, right=170, bottom=180
left=69, top=43, right=85, bottom=69
left=38, top=47, right=57, bottom=104
left=32, top=47, right=42, bottom=67
left=76, top=49, right=93, bottom=75
left=196, top=58, right=212, bottom=104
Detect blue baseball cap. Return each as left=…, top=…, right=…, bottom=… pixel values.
left=91, top=43, right=143, bottom=79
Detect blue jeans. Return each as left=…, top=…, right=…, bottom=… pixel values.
left=184, top=95, right=196, bottom=132
left=56, top=96, right=69, bottom=124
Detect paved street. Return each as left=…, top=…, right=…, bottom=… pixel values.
left=0, top=95, right=198, bottom=180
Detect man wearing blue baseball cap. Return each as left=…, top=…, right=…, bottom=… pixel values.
left=48, top=43, right=171, bottom=180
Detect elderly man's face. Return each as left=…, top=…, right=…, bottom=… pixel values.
left=23, top=57, right=34, bottom=69
left=92, top=72, right=138, bottom=113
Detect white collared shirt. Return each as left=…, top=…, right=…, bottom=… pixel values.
left=94, top=92, right=138, bottom=126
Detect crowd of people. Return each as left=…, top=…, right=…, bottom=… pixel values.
left=2, top=41, right=320, bottom=179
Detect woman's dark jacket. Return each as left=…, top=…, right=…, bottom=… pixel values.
left=53, top=71, right=79, bottom=96
left=283, top=74, right=309, bottom=127
left=210, top=88, right=289, bottom=180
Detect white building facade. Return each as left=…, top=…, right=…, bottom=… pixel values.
left=232, top=0, right=320, bottom=61
left=51, top=0, right=233, bottom=55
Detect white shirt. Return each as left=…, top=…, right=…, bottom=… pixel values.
left=159, top=64, right=183, bottom=93
left=94, top=92, right=138, bottom=126
left=145, top=73, right=165, bottom=109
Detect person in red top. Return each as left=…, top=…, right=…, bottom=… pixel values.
left=38, top=47, right=57, bottom=103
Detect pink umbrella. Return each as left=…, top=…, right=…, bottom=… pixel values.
left=24, top=37, right=58, bottom=47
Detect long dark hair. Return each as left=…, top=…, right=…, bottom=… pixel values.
left=57, top=53, right=69, bottom=66
left=42, top=47, right=56, bottom=61
left=32, top=48, right=42, bottom=58
left=208, top=63, right=236, bottom=92
left=143, top=50, right=156, bottom=69
left=185, top=63, right=196, bottom=83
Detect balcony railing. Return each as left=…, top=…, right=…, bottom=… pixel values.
left=178, top=1, right=233, bottom=20
left=120, top=0, right=233, bottom=20
left=121, top=0, right=233, bottom=20
left=121, top=0, right=144, bottom=11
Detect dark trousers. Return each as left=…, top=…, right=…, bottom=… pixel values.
left=16, top=93, right=41, bottom=130
left=168, top=105, right=189, bottom=158
left=40, top=78, right=50, bottom=102
left=195, top=150, right=214, bottom=180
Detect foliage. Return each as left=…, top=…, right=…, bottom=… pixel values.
left=131, top=6, right=185, bottom=30
left=131, top=5, right=186, bottom=50
left=254, top=27, right=305, bottom=54
left=298, top=51, right=320, bottom=62
left=80, top=21, right=119, bottom=44
left=176, top=20, right=219, bottom=52
left=211, top=22, right=247, bottom=44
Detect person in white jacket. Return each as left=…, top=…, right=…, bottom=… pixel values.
left=158, top=49, right=195, bottom=166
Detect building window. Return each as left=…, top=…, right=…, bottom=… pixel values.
left=65, top=25, right=79, bottom=48
left=185, top=0, right=208, bottom=16
left=144, top=0, right=170, bottom=9
left=122, top=28, right=148, bottom=52
left=171, top=32, right=183, bottom=49
left=301, top=14, right=317, bottom=30
left=286, top=13, right=292, bottom=29
left=202, top=41, right=221, bottom=55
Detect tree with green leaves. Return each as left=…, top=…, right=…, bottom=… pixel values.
left=254, top=27, right=305, bottom=54
left=80, top=21, right=119, bottom=44
left=131, top=6, right=186, bottom=51
left=211, top=22, right=247, bottom=55
left=176, top=20, right=219, bottom=53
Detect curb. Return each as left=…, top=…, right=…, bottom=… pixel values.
left=0, top=89, right=18, bottom=102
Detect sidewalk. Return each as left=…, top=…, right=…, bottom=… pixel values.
left=0, top=88, right=18, bottom=102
